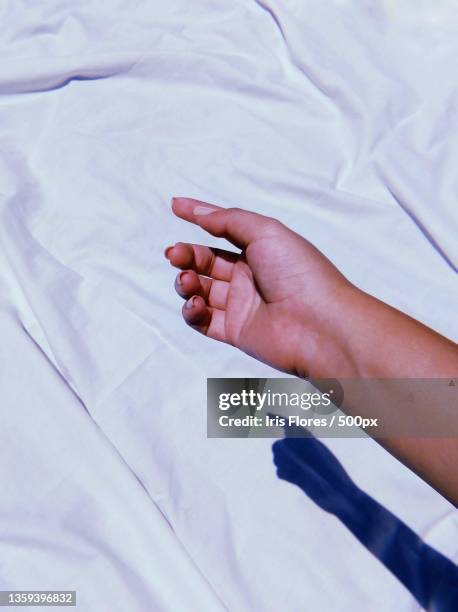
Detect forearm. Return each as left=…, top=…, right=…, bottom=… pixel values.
left=298, top=285, right=458, bottom=379
left=298, top=285, right=458, bottom=505
left=337, top=288, right=458, bottom=378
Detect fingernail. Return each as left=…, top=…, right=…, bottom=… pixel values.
left=164, top=245, right=174, bottom=258
left=194, top=205, right=215, bottom=216
left=176, top=271, right=187, bottom=286
left=185, top=296, right=197, bottom=309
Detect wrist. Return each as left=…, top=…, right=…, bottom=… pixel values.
left=295, top=281, right=458, bottom=379
left=293, top=283, right=367, bottom=379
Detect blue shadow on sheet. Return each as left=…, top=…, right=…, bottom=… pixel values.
left=272, top=425, right=458, bottom=611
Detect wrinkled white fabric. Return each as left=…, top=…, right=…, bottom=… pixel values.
left=0, top=1, right=457, bottom=611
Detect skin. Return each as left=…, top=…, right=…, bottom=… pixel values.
left=165, top=197, right=458, bottom=505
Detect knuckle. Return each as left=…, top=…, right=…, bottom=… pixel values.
left=265, top=217, right=284, bottom=232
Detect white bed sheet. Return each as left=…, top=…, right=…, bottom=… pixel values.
left=0, top=1, right=457, bottom=611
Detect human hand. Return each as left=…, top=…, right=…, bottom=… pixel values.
left=165, top=197, right=358, bottom=377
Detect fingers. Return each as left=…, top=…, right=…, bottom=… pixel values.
left=165, top=242, right=237, bottom=282
left=172, top=197, right=281, bottom=249
left=165, top=239, right=231, bottom=342
left=182, top=296, right=226, bottom=342
left=167, top=196, right=277, bottom=343
left=172, top=197, right=221, bottom=221
left=175, top=269, right=229, bottom=310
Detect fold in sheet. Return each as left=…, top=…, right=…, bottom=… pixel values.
left=0, top=1, right=457, bottom=611
left=0, top=307, right=226, bottom=611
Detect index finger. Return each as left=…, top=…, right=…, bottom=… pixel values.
left=172, top=197, right=221, bottom=220
left=171, top=197, right=280, bottom=249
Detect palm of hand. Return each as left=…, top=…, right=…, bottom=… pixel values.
left=225, top=230, right=347, bottom=372
left=224, top=241, right=308, bottom=371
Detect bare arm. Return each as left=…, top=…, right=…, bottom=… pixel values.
left=304, top=287, right=458, bottom=506
left=166, top=197, right=458, bottom=505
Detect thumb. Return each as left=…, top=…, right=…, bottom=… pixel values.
left=172, top=197, right=280, bottom=249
